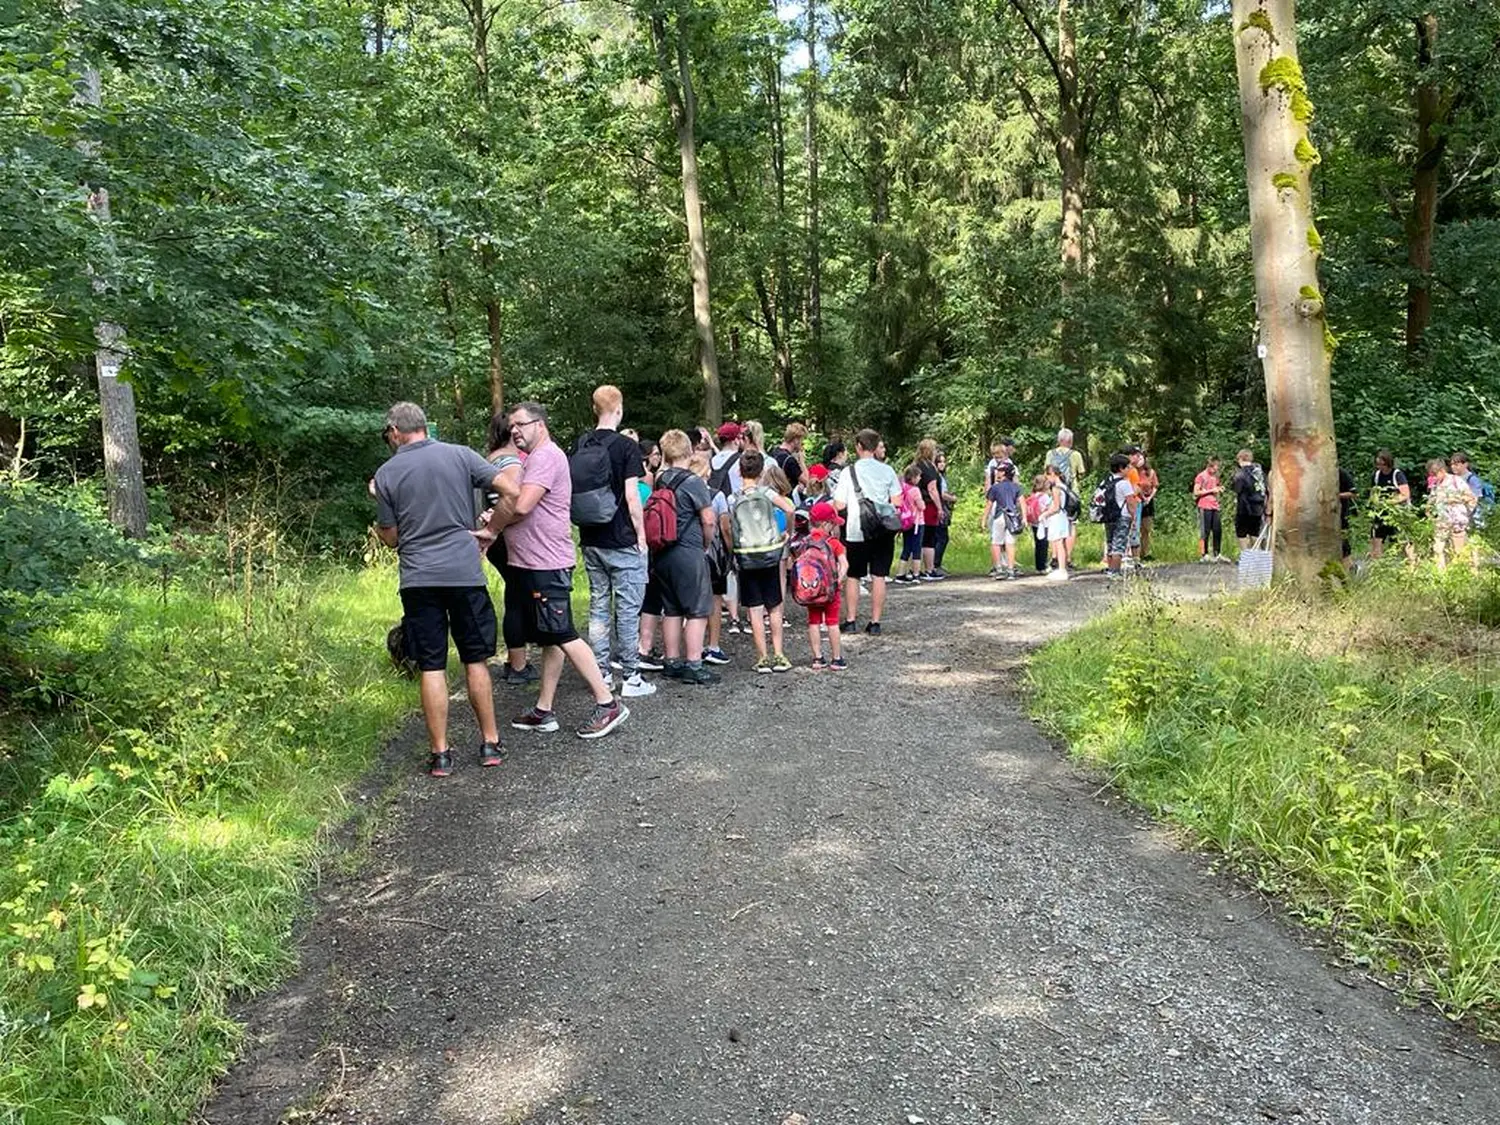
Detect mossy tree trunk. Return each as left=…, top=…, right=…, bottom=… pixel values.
left=1232, top=0, right=1340, bottom=582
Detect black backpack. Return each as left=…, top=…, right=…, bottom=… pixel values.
left=570, top=433, right=618, bottom=527
left=707, top=451, right=741, bottom=498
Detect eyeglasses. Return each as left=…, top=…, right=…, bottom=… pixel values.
left=510, top=418, right=541, bottom=432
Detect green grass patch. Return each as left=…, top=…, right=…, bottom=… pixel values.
left=0, top=557, right=414, bottom=1123
left=1028, top=567, right=1500, bottom=1032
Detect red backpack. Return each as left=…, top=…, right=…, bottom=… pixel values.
left=643, top=471, right=683, bottom=552
left=791, top=538, right=838, bottom=606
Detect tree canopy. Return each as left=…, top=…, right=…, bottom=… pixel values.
left=3, top=0, right=1498, bottom=545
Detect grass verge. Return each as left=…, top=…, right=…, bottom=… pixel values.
left=1028, top=564, right=1500, bottom=1034
left=0, top=557, right=412, bottom=1123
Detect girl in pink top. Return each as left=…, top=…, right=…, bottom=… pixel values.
left=1193, top=457, right=1224, bottom=561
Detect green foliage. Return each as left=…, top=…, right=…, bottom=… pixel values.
left=0, top=552, right=410, bottom=1122
left=1031, top=578, right=1500, bottom=1030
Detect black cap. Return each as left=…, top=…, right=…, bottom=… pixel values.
left=999, top=435, right=1015, bottom=446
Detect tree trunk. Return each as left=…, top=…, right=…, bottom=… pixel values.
left=803, top=0, right=823, bottom=391
left=486, top=297, right=504, bottom=415
left=373, top=4, right=386, bottom=56
left=1232, top=0, right=1340, bottom=582
left=1056, top=0, right=1086, bottom=442
left=651, top=11, right=723, bottom=425
left=765, top=52, right=794, bottom=403
left=78, top=57, right=147, bottom=537
left=1405, top=13, right=1443, bottom=358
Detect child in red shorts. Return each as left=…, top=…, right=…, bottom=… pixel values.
left=801, top=502, right=850, bottom=670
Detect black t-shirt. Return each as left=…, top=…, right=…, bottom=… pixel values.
left=1338, top=467, right=1355, bottom=528
left=917, top=460, right=941, bottom=513
left=577, top=428, right=646, bottom=550
left=770, top=446, right=803, bottom=491
left=658, top=467, right=712, bottom=551
left=1231, top=463, right=1265, bottom=515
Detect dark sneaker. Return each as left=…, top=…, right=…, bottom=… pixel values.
left=427, top=750, right=453, bottom=778
left=678, top=664, right=722, bottom=685
left=932, top=567, right=949, bottom=579
left=662, top=660, right=686, bottom=680
left=810, top=657, right=828, bottom=672
left=838, top=620, right=857, bottom=635
left=829, top=658, right=848, bottom=672
left=511, top=706, right=559, bottom=733
left=478, top=741, right=503, bottom=768
left=864, top=622, right=882, bottom=636
left=703, top=647, right=730, bottom=666
left=504, top=663, right=540, bottom=685
left=635, top=651, right=665, bottom=672
left=577, top=700, right=629, bottom=739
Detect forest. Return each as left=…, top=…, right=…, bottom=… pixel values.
left=3, top=0, right=1499, bottom=547
left=3, top=1, right=1500, bottom=1121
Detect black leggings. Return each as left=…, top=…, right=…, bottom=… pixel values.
left=1033, top=532, right=1049, bottom=573
left=933, top=522, right=950, bottom=568
left=1198, top=509, right=1223, bottom=556
left=485, top=539, right=528, bottom=653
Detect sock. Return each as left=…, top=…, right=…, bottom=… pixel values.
left=687, top=659, right=703, bottom=670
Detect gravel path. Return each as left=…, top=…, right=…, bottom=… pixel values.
left=204, top=566, right=1499, bottom=1125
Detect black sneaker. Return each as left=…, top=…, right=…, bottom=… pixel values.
left=635, top=651, right=665, bottom=672
left=865, top=622, right=882, bottom=636
left=427, top=750, right=453, bottom=778
left=504, top=663, right=540, bottom=685
left=511, top=706, right=559, bottom=733
left=478, top=741, right=503, bottom=768
left=838, top=620, right=857, bottom=635
left=679, top=664, right=722, bottom=685
left=932, top=567, right=949, bottom=579
left=702, top=647, right=731, bottom=665
left=662, top=660, right=686, bottom=680
left=577, top=700, right=629, bottom=739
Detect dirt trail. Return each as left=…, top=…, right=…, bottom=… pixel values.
left=204, top=566, right=1498, bottom=1125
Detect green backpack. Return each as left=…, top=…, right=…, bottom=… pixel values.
left=730, top=487, right=787, bottom=570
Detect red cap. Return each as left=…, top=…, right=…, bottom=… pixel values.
left=809, top=501, right=843, bottom=526
left=717, top=422, right=742, bottom=441
left=807, top=463, right=829, bottom=480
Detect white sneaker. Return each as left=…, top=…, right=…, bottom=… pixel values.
left=1046, top=567, right=1069, bottom=581
left=621, top=673, right=657, bottom=699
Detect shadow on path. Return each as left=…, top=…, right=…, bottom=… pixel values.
left=203, top=567, right=1498, bottom=1125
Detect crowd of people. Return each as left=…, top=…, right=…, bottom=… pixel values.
left=372, top=392, right=1493, bottom=776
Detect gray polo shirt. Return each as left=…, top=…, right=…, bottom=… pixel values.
left=374, top=439, right=499, bottom=589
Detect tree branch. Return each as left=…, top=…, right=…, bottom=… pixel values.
left=1007, top=0, right=1063, bottom=92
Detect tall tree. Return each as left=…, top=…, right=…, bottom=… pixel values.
left=1232, top=0, right=1339, bottom=580
left=650, top=6, right=724, bottom=424
left=77, top=36, right=146, bottom=537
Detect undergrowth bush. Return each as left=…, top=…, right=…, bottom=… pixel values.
left=1029, top=568, right=1500, bottom=1032
left=0, top=554, right=410, bottom=1123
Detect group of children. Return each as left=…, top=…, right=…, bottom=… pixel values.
left=634, top=432, right=851, bottom=683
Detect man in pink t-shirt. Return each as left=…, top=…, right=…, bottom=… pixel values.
left=486, top=402, right=629, bottom=741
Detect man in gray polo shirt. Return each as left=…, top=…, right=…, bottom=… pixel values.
left=374, top=401, right=506, bottom=778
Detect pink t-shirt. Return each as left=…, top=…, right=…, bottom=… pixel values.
left=1194, top=470, right=1220, bottom=510
left=503, top=439, right=577, bottom=570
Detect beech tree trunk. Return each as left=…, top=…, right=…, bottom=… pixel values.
left=651, top=11, right=723, bottom=425
left=1232, top=0, right=1340, bottom=581
left=1405, top=13, right=1443, bottom=358
left=78, top=57, right=147, bottom=537
left=803, top=0, right=822, bottom=390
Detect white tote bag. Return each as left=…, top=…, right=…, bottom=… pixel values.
left=1237, top=525, right=1273, bottom=590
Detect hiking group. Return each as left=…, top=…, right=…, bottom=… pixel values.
left=372, top=392, right=1495, bottom=777
left=371, top=389, right=916, bottom=778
